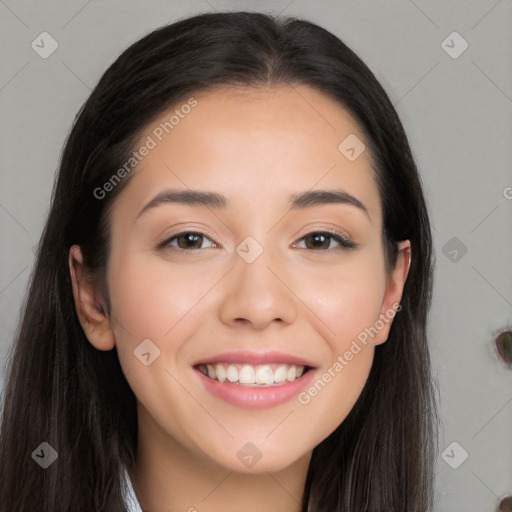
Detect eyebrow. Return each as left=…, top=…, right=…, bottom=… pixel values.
left=135, top=188, right=370, bottom=220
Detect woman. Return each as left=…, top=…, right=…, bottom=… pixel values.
left=0, top=11, right=439, bottom=512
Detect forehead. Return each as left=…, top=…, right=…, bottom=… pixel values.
left=111, top=84, right=381, bottom=224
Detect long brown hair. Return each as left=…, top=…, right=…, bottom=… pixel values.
left=0, top=11, right=439, bottom=511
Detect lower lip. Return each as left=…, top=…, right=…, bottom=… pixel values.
left=195, top=368, right=317, bottom=409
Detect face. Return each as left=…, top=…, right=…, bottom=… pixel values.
left=71, top=84, right=410, bottom=474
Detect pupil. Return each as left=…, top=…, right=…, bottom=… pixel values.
left=309, top=233, right=328, bottom=249
left=181, top=233, right=201, bottom=248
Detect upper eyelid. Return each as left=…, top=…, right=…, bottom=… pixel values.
left=156, top=218, right=355, bottom=242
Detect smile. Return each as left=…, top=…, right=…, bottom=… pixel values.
left=196, top=362, right=308, bottom=387
left=192, top=351, right=317, bottom=409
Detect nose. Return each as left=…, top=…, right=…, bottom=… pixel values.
left=217, top=245, right=298, bottom=330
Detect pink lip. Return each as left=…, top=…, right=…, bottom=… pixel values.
left=194, top=367, right=317, bottom=409
left=192, top=349, right=317, bottom=368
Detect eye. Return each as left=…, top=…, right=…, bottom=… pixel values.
left=294, top=231, right=357, bottom=252
left=156, top=229, right=357, bottom=254
left=157, top=231, right=216, bottom=251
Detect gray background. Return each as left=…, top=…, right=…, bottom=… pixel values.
left=1, top=1, right=511, bottom=511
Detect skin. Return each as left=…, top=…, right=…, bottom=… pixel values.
left=69, top=84, right=410, bottom=512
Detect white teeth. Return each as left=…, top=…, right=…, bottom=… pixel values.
left=273, top=365, right=287, bottom=383
left=207, top=364, right=216, bottom=379
left=255, top=365, right=274, bottom=385
left=199, top=362, right=309, bottom=386
left=226, top=365, right=238, bottom=383
left=286, top=366, right=296, bottom=382
left=239, top=365, right=256, bottom=384
left=215, top=363, right=226, bottom=383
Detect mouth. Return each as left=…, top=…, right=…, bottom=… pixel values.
left=192, top=351, right=318, bottom=409
left=194, top=362, right=313, bottom=387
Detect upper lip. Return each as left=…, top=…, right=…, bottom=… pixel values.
left=193, top=350, right=317, bottom=368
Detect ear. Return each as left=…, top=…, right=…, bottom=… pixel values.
left=69, top=244, right=115, bottom=351
left=373, top=240, right=411, bottom=345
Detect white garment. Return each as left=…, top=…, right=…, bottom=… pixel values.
left=122, top=466, right=144, bottom=512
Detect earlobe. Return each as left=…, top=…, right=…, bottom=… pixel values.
left=68, top=245, right=115, bottom=351
left=373, top=240, right=411, bottom=345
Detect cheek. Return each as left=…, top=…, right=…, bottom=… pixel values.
left=106, top=252, right=216, bottom=369
left=106, top=253, right=220, bottom=439
left=293, top=263, right=385, bottom=444
left=301, top=255, right=387, bottom=352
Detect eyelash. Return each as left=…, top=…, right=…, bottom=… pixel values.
left=156, top=230, right=358, bottom=254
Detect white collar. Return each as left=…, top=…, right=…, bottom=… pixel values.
left=122, top=466, right=143, bottom=512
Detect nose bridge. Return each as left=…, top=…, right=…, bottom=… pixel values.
left=217, top=234, right=297, bottom=328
